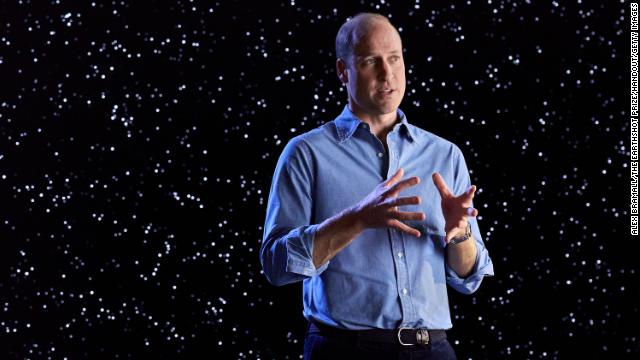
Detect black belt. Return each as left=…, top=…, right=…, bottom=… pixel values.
left=309, top=319, right=447, bottom=346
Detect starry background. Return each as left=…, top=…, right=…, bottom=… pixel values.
left=0, top=0, right=637, bottom=359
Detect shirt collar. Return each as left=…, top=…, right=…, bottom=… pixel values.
left=333, top=105, right=417, bottom=143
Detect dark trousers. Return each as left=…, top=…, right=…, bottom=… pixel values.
left=303, top=322, right=457, bottom=360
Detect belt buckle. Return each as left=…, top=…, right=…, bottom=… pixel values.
left=417, top=329, right=430, bottom=345
left=396, top=327, right=430, bottom=346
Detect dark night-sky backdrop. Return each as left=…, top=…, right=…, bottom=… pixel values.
left=0, top=0, right=637, bottom=358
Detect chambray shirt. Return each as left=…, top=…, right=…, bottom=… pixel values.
left=261, top=106, right=494, bottom=330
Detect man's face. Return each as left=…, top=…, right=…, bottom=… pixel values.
left=340, top=21, right=406, bottom=120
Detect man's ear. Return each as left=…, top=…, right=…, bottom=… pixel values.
left=336, top=58, right=349, bottom=84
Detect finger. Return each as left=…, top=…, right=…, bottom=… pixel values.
left=466, top=207, right=478, bottom=217
left=391, top=211, right=426, bottom=221
left=389, top=219, right=421, bottom=237
left=384, top=168, right=404, bottom=187
left=386, top=176, right=420, bottom=196
left=460, top=185, right=477, bottom=204
left=466, top=185, right=476, bottom=198
left=432, top=172, right=452, bottom=198
left=385, top=196, right=421, bottom=207
left=460, top=186, right=477, bottom=208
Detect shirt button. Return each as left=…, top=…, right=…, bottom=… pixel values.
left=402, top=288, right=408, bottom=295
left=377, top=152, right=384, bottom=158
left=397, top=252, right=404, bottom=258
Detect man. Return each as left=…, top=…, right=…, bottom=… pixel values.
left=260, top=13, right=494, bottom=359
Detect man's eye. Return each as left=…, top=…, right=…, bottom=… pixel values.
left=364, top=58, right=376, bottom=64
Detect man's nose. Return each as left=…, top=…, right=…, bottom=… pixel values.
left=378, top=60, right=393, bottom=81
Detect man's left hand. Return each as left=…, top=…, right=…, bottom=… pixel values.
left=432, top=172, right=478, bottom=242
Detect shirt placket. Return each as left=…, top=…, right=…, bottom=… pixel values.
left=386, top=135, right=415, bottom=326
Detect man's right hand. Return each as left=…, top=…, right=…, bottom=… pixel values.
left=351, top=167, right=425, bottom=237
left=313, top=168, right=424, bottom=267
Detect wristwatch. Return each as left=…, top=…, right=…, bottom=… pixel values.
left=447, top=222, right=472, bottom=246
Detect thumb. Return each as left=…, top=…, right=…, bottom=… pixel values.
left=385, top=167, right=404, bottom=186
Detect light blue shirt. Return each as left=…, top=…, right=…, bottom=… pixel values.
left=261, top=105, right=494, bottom=330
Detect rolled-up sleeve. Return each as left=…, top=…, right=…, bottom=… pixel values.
left=445, top=146, right=495, bottom=294
left=260, top=138, right=329, bottom=286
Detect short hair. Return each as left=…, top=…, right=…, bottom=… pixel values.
left=335, top=13, right=399, bottom=65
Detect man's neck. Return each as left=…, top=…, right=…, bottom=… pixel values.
left=349, top=106, right=399, bottom=139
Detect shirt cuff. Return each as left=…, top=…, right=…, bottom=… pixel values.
left=285, top=224, right=329, bottom=277
left=445, top=243, right=494, bottom=294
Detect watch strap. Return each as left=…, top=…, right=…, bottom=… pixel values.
left=448, top=222, right=471, bottom=246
